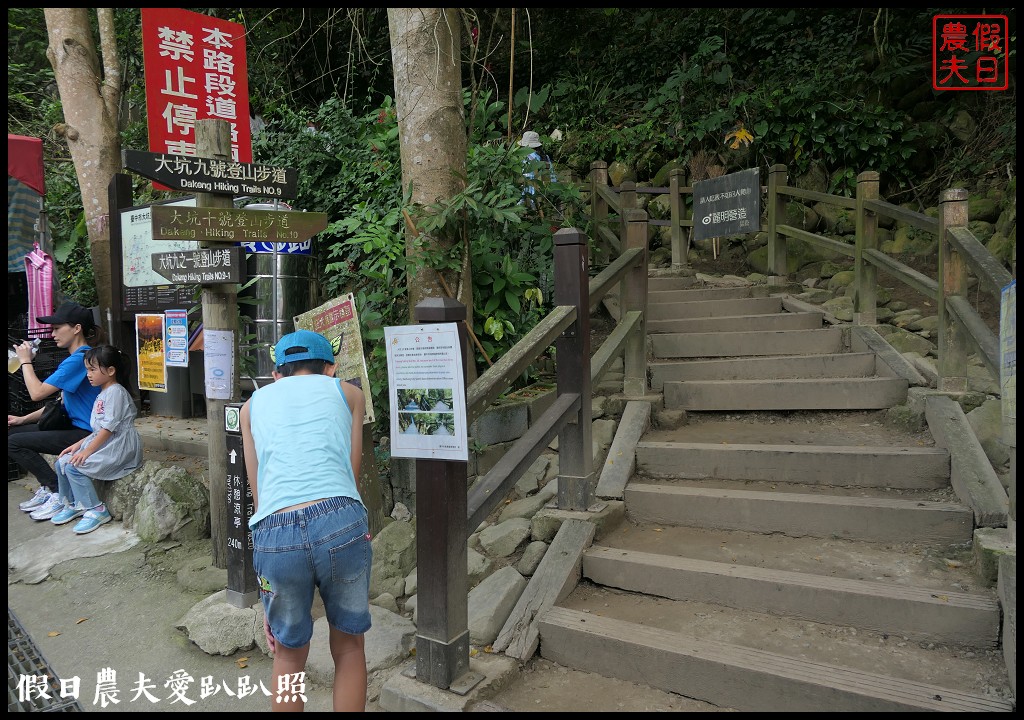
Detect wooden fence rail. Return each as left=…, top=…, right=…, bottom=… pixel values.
left=587, top=160, right=1009, bottom=396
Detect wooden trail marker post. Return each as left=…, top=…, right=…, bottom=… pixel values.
left=196, top=119, right=239, bottom=570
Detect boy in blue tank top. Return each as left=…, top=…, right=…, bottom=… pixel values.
left=240, top=329, right=370, bottom=712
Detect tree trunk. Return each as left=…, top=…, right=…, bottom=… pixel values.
left=387, top=8, right=472, bottom=321
left=44, top=8, right=122, bottom=327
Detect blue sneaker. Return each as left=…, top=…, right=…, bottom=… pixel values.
left=51, top=502, right=87, bottom=526
left=73, top=506, right=112, bottom=535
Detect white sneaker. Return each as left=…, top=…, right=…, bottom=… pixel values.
left=29, top=493, right=64, bottom=521
left=19, top=486, right=51, bottom=512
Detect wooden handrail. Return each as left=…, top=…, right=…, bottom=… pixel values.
left=593, top=183, right=622, bottom=213
left=777, top=224, right=856, bottom=257
left=591, top=311, right=641, bottom=383
left=778, top=185, right=857, bottom=209
left=946, top=226, right=1014, bottom=296
left=595, top=223, right=621, bottom=254
left=466, top=304, right=576, bottom=426
left=588, top=247, right=642, bottom=310
left=863, top=249, right=939, bottom=300
left=864, top=198, right=940, bottom=235
left=465, top=392, right=581, bottom=532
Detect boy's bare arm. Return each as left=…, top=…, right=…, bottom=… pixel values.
left=240, top=400, right=259, bottom=510
left=341, top=381, right=365, bottom=483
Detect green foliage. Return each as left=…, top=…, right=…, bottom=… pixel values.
left=249, top=86, right=585, bottom=428
left=412, top=104, right=583, bottom=374
left=750, top=91, right=922, bottom=195
left=528, top=7, right=1014, bottom=203
left=7, top=9, right=54, bottom=134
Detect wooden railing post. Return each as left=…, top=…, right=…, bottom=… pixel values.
left=937, top=189, right=970, bottom=393
left=196, top=119, right=238, bottom=570
left=622, top=208, right=649, bottom=397
left=669, top=168, right=688, bottom=269
left=766, top=164, right=789, bottom=281
left=589, top=161, right=609, bottom=267
left=619, top=180, right=637, bottom=247
left=554, top=229, right=595, bottom=511
left=413, top=297, right=471, bottom=690
left=854, top=170, right=880, bottom=326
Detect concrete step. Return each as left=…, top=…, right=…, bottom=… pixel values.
left=647, top=310, right=823, bottom=334
left=647, top=286, right=752, bottom=304
left=650, top=352, right=875, bottom=388
left=647, top=296, right=781, bottom=321
left=652, top=328, right=842, bottom=358
left=537, top=605, right=1013, bottom=712
left=624, top=482, right=974, bottom=544
left=635, top=441, right=949, bottom=488
left=582, top=547, right=999, bottom=648
left=663, top=377, right=909, bottom=411
left=647, top=276, right=700, bottom=292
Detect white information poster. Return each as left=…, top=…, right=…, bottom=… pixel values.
left=164, top=309, right=189, bottom=368
left=384, top=323, right=468, bottom=461
left=203, top=329, right=235, bottom=401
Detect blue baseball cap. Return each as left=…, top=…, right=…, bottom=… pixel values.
left=274, top=330, right=335, bottom=367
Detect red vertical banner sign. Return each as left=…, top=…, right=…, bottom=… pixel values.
left=141, top=8, right=251, bottom=189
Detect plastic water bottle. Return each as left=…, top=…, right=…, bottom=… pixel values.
left=7, top=339, right=40, bottom=374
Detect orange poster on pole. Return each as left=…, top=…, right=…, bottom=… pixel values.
left=136, top=313, right=167, bottom=393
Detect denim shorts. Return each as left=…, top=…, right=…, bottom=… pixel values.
left=252, top=496, right=372, bottom=648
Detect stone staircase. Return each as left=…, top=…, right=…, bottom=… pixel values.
left=534, top=277, right=1014, bottom=711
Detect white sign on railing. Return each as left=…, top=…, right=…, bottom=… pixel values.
left=384, top=323, right=468, bottom=461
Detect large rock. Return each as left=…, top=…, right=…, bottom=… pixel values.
left=967, top=399, right=1011, bottom=468
left=467, top=566, right=528, bottom=646
left=110, top=464, right=209, bottom=544
left=607, top=161, right=635, bottom=186
left=882, top=326, right=937, bottom=356
left=369, top=519, right=416, bottom=598
left=175, top=590, right=258, bottom=656
left=131, top=464, right=210, bottom=543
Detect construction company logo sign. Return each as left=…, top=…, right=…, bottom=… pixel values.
left=932, top=14, right=1009, bottom=91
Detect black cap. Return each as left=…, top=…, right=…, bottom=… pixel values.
left=36, top=302, right=95, bottom=329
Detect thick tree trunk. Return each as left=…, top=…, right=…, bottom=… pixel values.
left=44, top=8, right=122, bottom=326
left=387, top=8, right=472, bottom=321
